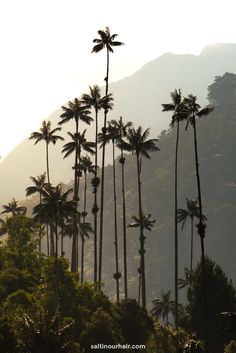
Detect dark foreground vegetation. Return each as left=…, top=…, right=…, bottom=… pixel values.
left=1, top=27, right=236, bottom=352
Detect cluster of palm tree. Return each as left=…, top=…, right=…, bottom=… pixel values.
left=161, top=90, right=213, bottom=352
left=22, top=27, right=158, bottom=309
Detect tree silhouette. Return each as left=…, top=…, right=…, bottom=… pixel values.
left=162, top=89, right=187, bottom=328
left=151, top=290, right=175, bottom=324
left=1, top=198, right=27, bottom=217
left=184, top=94, right=214, bottom=353
left=26, top=173, right=47, bottom=253
left=81, top=85, right=113, bottom=283
left=121, top=126, right=159, bottom=308
left=113, top=117, right=132, bottom=300
left=92, top=27, right=123, bottom=286
left=29, top=120, right=64, bottom=184
left=80, top=155, right=95, bottom=283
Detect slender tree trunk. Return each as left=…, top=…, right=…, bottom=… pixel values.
left=46, top=226, right=50, bottom=256
left=98, top=48, right=110, bottom=284
left=120, top=149, right=128, bottom=300
left=136, top=154, right=146, bottom=309
left=55, top=214, right=58, bottom=258
left=193, top=119, right=208, bottom=353
left=71, top=119, right=79, bottom=273
left=81, top=170, right=88, bottom=283
left=190, top=216, right=194, bottom=275
left=112, top=140, right=120, bottom=302
left=39, top=193, right=42, bottom=252
left=61, top=224, right=64, bottom=257
left=174, top=121, right=180, bottom=328
left=46, top=142, right=50, bottom=184
left=94, top=109, right=98, bottom=283
left=50, top=222, right=55, bottom=256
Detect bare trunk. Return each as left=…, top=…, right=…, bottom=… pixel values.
left=121, top=149, right=128, bottom=300
left=193, top=118, right=208, bottom=353
left=174, top=121, right=179, bottom=328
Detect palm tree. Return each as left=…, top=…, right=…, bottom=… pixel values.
left=26, top=173, right=47, bottom=252
left=98, top=121, right=121, bottom=302
left=62, top=130, right=95, bottom=271
left=184, top=94, right=213, bottom=353
left=151, top=290, right=175, bottom=324
left=59, top=99, right=93, bottom=272
left=1, top=198, right=27, bottom=216
left=121, top=126, right=159, bottom=308
left=33, top=183, right=76, bottom=258
left=128, top=213, right=156, bottom=305
left=81, top=85, right=113, bottom=283
left=177, top=198, right=207, bottom=276
left=92, top=27, right=123, bottom=285
left=29, top=120, right=64, bottom=184
left=80, top=156, right=95, bottom=283
left=162, top=89, right=188, bottom=327
left=113, top=117, right=132, bottom=300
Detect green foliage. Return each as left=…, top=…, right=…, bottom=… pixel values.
left=188, top=257, right=236, bottom=353
left=224, top=340, right=236, bottom=353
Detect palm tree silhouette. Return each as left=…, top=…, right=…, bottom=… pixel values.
left=151, top=290, right=175, bottom=324
left=121, top=126, right=159, bottom=308
left=80, top=155, right=95, bottom=283
left=29, top=120, right=64, bottom=184
left=177, top=198, right=206, bottom=276
left=92, top=27, right=123, bottom=285
left=98, top=121, right=121, bottom=302
left=162, top=89, right=187, bottom=327
left=113, top=117, right=132, bottom=300
left=1, top=198, right=27, bottom=217
left=62, top=130, right=95, bottom=271
left=59, top=99, right=93, bottom=272
left=81, top=85, right=113, bottom=282
left=33, top=183, right=76, bottom=258
left=128, top=213, right=156, bottom=305
left=26, top=173, right=47, bottom=252
left=184, top=94, right=213, bottom=353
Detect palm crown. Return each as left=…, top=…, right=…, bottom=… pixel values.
left=29, top=120, right=63, bottom=145
left=92, top=27, right=124, bottom=54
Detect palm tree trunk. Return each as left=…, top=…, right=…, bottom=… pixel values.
left=112, top=140, right=120, bottom=303
left=71, top=119, right=79, bottom=273
left=46, top=142, right=50, bottom=184
left=46, top=226, right=50, bottom=256
left=93, top=109, right=98, bottom=283
left=121, top=149, right=128, bottom=300
left=98, top=48, right=110, bottom=285
left=136, top=154, right=146, bottom=309
left=55, top=214, right=58, bottom=258
left=50, top=222, right=54, bottom=256
left=61, top=223, right=64, bottom=257
left=190, top=216, right=194, bottom=275
left=193, top=118, right=208, bottom=353
left=174, top=121, right=180, bottom=328
left=81, top=170, right=88, bottom=283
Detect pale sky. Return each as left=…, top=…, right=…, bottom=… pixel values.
left=1, top=0, right=236, bottom=158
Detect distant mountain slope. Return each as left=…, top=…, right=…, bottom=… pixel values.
left=1, top=43, right=236, bottom=203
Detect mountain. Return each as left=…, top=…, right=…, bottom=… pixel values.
left=1, top=43, right=236, bottom=204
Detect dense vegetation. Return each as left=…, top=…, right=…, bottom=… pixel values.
left=1, top=26, right=236, bottom=352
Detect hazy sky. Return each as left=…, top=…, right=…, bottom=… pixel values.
left=1, top=0, right=236, bottom=158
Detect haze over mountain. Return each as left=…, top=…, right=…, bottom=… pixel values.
left=1, top=42, right=236, bottom=203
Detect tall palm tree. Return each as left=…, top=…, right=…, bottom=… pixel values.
left=26, top=173, right=47, bottom=252
left=80, top=155, right=95, bottom=283
left=128, top=213, right=156, bottom=305
left=151, top=290, right=175, bottom=324
left=162, top=89, right=188, bottom=327
left=184, top=94, right=213, bottom=353
left=29, top=120, right=64, bottom=184
left=33, top=183, right=76, bottom=258
left=98, top=121, right=121, bottom=302
left=113, top=117, right=132, bottom=300
left=81, top=85, right=113, bottom=283
left=1, top=198, right=27, bottom=217
left=92, top=27, right=124, bottom=285
left=59, top=99, right=93, bottom=272
left=62, top=130, right=95, bottom=271
left=121, top=126, right=159, bottom=308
